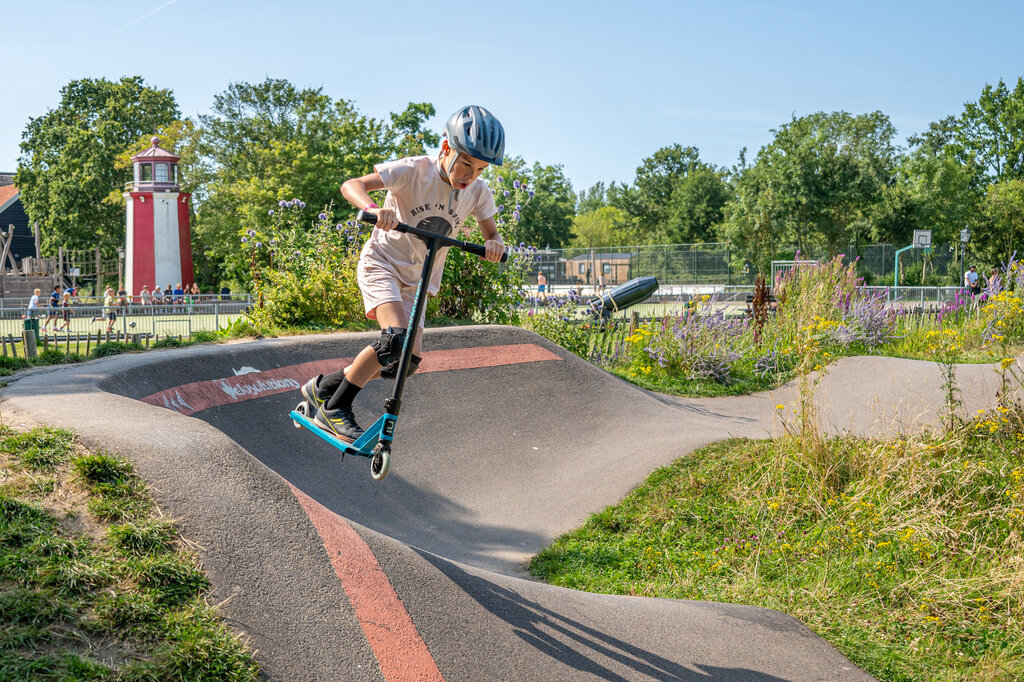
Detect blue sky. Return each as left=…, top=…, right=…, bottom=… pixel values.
left=2, top=0, right=1022, bottom=193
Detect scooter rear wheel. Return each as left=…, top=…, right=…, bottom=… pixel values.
left=292, top=401, right=308, bottom=429
left=371, top=444, right=391, bottom=481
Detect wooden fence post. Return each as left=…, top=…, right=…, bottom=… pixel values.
left=22, top=330, right=37, bottom=360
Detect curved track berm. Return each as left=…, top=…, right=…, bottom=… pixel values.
left=9, top=325, right=997, bottom=680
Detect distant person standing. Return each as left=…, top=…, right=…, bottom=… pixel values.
left=965, top=265, right=981, bottom=296
left=94, top=286, right=117, bottom=332
left=537, top=270, right=547, bottom=301
left=58, top=291, right=73, bottom=332
left=598, top=272, right=606, bottom=293
left=27, top=288, right=41, bottom=320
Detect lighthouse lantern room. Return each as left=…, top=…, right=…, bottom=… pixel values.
left=124, top=137, right=194, bottom=297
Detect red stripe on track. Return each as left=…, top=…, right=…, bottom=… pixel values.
left=141, top=343, right=560, bottom=415
left=290, top=484, right=445, bottom=682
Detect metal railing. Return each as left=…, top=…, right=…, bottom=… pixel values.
left=3, top=293, right=251, bottom=309
left=5, top=299, right=250, bottom=340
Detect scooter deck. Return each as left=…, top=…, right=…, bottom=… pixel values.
left=289, top=409, right=373, bottom=458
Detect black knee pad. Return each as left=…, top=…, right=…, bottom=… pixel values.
left=380, top=354, right=422, bottom=380
left=372, top=326, right=407, bottom=367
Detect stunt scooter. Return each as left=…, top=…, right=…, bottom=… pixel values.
left=290, top=210, right=508, bottom=481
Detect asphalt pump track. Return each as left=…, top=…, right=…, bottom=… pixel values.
left=5, top=325, right=1008, bottom=680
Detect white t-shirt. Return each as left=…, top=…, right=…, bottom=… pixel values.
left=361, top=155, right=498, bottom=295
left=28, top=294, right=40, bottom=310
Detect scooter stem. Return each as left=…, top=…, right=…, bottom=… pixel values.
left=384, top=234, right=440, bottom=416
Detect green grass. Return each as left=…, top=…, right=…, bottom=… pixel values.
left=0, top=427, right=259, bottom=680
left=607, top=364, right=790, bottom=397
left=530, top=407, right=1024, bottom=681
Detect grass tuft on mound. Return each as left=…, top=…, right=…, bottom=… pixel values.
left=0, top=426, right=259, bottom=680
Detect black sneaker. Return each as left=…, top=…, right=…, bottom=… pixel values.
left=313, top=404, right=364, bottom=444
left=300, top=375, right=328, bottom=413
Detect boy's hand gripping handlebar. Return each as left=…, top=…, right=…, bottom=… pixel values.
left=356, top=210, right=509, bottom=263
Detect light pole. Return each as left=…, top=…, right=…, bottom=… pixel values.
left=959, top=227, right=971, bottom=287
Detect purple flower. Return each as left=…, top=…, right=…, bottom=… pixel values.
left=269, top=238, right=277, bottom=245
left=284, top=201, right=293, bottom=208
left=515, top=204, right=521, bottom=210
left=336, top=223, right=344, bottom=230
left=528, top=190, right=535, bottom=198
left=278, top=200, right=287, bottom=208
left=247, top=229, right=256, bottom=236
left=503, top=190, right=510, bottom=197
left=513, top=210, right=521, bottom=221
left=299, top=201, right=306, bottom=209
left=268, top=209, right=275, bottom=216
left=255, top=242, right=263, bottom=248
left=497, top=176, right=504, bottom=184
left=497, top=205, right=504, bottom=212
left=513, top=179, right=521, bottom=189
left=293, top=250, right=300, bottom=256
left=319, top=212, right=327, bottom=220
left=241, top=237, right=248, bottom=243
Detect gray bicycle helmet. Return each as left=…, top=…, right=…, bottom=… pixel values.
left=444, top=105, right=505, bottom=166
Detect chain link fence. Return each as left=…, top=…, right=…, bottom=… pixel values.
left=530, top=242, right=968, bottom=288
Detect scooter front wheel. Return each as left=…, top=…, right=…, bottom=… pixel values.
left=371, top=444, right=391, bottom=481
left=293, top=401, right=308, bottom=429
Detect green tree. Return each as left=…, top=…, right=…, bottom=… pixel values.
left=663, top=165, right=730, bottom=243
left=490, top=160, right=574, bottom=248
left=571, top=205, right=626, bottom=248
left=190, top=78, right=436, bottom=284
left=611, top=144, right=706, bottom=242
left=725, top=111, right=899, bottom=260
left=576, top=181, right=608, bottom=213
left=15, top=76, right=180, bottom=253
left=957, top=78, right=1024, bottom=183
left=980, top=178, right=1024, bottom=265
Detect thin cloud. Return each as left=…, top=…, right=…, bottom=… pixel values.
left=113, top=0, right=180, bottom=34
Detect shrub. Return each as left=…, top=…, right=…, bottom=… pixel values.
left=240, top=203, right=366, bottom=330
left=91, top=342, right=144, bottom=358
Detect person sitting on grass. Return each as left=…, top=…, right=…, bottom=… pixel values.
left=298, top=105, right=506, bottom=442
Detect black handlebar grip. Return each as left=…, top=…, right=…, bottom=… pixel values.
left=355, top=210, right=508, bottom=263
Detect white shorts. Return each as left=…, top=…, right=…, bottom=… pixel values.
left=356, top=257, right=423, bottom=328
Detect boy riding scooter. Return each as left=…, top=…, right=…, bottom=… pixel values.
left=299, top=105, right=506, bottom=443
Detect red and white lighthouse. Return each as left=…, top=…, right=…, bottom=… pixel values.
left=124, top=137, right=194, bottom=296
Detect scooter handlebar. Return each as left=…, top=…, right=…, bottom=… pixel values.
left=356, top=210, right=508, bottom=263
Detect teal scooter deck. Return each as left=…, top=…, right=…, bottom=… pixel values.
left=290, top=405, right=393, bottom=480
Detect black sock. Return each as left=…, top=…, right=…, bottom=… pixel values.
left=326, top=378, right=361, bottom=412
left=318, top=369, right=347, bottom=398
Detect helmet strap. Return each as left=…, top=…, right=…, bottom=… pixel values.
left=437, top=142, right=460, bottom=185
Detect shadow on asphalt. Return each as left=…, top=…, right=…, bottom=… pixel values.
left=416, top=550, right=789, bottom=682
left=199, top=392, right=549, bottom=572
